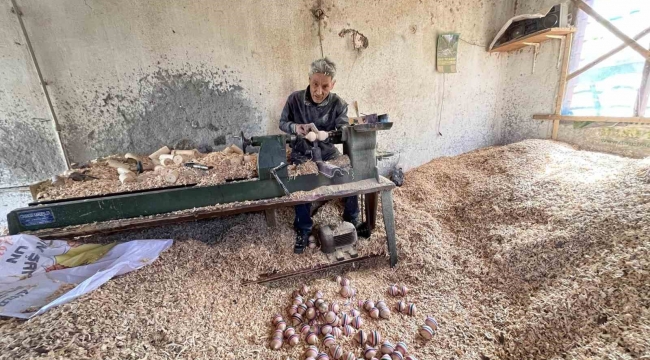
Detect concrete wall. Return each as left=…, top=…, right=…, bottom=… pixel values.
left=0, top=3, right=67, bottom=188
left=1, top=0, right=520, bottom=227
left=501, top=0, right=565, bottom=143
left=501, top=38, right=559, bottom=142
left=0, top=187, right=32, bottom=230
left=3, top=0, right=517, bottom=169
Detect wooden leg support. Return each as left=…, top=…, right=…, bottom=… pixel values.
left=381, top=190, right=398, bottom=267
left=365, top=192, right=378, bottom=230
left=265, top=209, right=277, bottom=228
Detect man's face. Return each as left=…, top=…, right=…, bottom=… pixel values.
left=309, top=73, right=335, bottom=104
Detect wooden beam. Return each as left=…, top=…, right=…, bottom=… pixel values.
left=534, top=114, right=650, bottom=124
left=572, top=0, right=650, bottom=60
left=637, top=47, right=650, bottom=117
left=568, top=27, right=650, bottom=81
left=553, top=33, right=574, bottom=140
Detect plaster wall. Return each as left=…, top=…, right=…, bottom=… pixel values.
left=1, top=0, right=518, bottom=227
left=2, top=0, right=516, bottom=172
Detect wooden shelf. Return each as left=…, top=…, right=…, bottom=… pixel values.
left=533, top=114, right=650, bottom=124
left=490, top=28, right=575, bottom=53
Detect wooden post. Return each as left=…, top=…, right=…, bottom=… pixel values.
left=572, top=0, right=650, bottom=60
left=552, top=32, right=574, bottom=140
left=264, top=209, right=277, bottom=228
left=637, top=47, right=650, bottom=117
left=380, top=190, right=397, bottom=268
left=364, top=192, right=378, bottom=230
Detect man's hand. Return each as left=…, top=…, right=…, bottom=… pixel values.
left=294, top=123, right=319, bottom=136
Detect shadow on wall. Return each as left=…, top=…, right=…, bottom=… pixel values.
left=0, top=120, right=68, bottom=186
left=63, top=67, right=263, bottom=163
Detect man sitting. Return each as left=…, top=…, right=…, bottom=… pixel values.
left=279, top=58, right=359, bottom=254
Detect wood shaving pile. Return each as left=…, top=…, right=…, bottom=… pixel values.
left=36, top=152, right=258, bottom=201
left=287, top=155, right=351, bottom=178
left=288, top=162, right=319, bottom=177
left=35, top=148, right=350, bottom=201
left=1, top=140, right=648, bottom=360
left=285, top=146, right=350, bottom=177
left=327, top=155, right=352, bottom=169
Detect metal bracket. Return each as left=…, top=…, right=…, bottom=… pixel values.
left=523, top=42, right=541, bottom=74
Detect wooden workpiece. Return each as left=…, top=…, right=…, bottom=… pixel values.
left=489, top=28, right=575, bottom=53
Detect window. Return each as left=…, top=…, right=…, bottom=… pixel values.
left=563, top=0, right=650, bottom=117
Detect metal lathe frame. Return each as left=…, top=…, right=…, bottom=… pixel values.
left=7, top=123, right=399, bottom=267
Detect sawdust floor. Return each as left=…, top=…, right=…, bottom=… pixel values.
left=1, top=139, right=649, bottom=359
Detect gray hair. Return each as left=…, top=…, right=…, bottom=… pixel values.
left=309, top=58, right=336, bottom=79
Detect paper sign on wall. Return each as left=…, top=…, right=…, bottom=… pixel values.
left=437, top=33, right=460, bottom=73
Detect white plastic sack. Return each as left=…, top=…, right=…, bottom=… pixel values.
left=0, top=234, right=172, bottom=318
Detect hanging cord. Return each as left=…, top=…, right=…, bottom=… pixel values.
left=435, top=73, right=446, bottom=136
left=459, top=37, right=487, bottom=48
left=313, top=8, right=325, bottom=58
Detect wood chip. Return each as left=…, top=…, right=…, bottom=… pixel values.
left=1, top=140, right=647, bottom=360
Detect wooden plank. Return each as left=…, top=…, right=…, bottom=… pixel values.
left=568, top=27, right=650, bottom=81
left=534, top=114, right=650, bottom=124
left=553, top=32, right=574, bottom=140
left=381, top=190, right=398, bottom=268
left=490, top=28, right=575, bottom=53
left=572, top=0, right=650, bottom=60
left=29, top=180, right=396, bottom=240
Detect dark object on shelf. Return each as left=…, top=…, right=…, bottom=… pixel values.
left=497, top=4, right=568, bottom=45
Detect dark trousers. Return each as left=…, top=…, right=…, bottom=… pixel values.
left=294, top=196, right=359, bottom=234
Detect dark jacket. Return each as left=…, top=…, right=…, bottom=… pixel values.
left=279, top=86, right=349, bottom=163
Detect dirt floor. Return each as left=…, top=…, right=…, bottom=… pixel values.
left=1, top=139, right=648, bottom=359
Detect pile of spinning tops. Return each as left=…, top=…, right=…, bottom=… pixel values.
left=268, top=277, right=439, bottom=359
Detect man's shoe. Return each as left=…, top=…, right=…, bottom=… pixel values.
left=356, top=222, right=371, bottom=238
left=294, top=231, right=310, bottom=254
left=346, top=218, right=371, bottom=239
